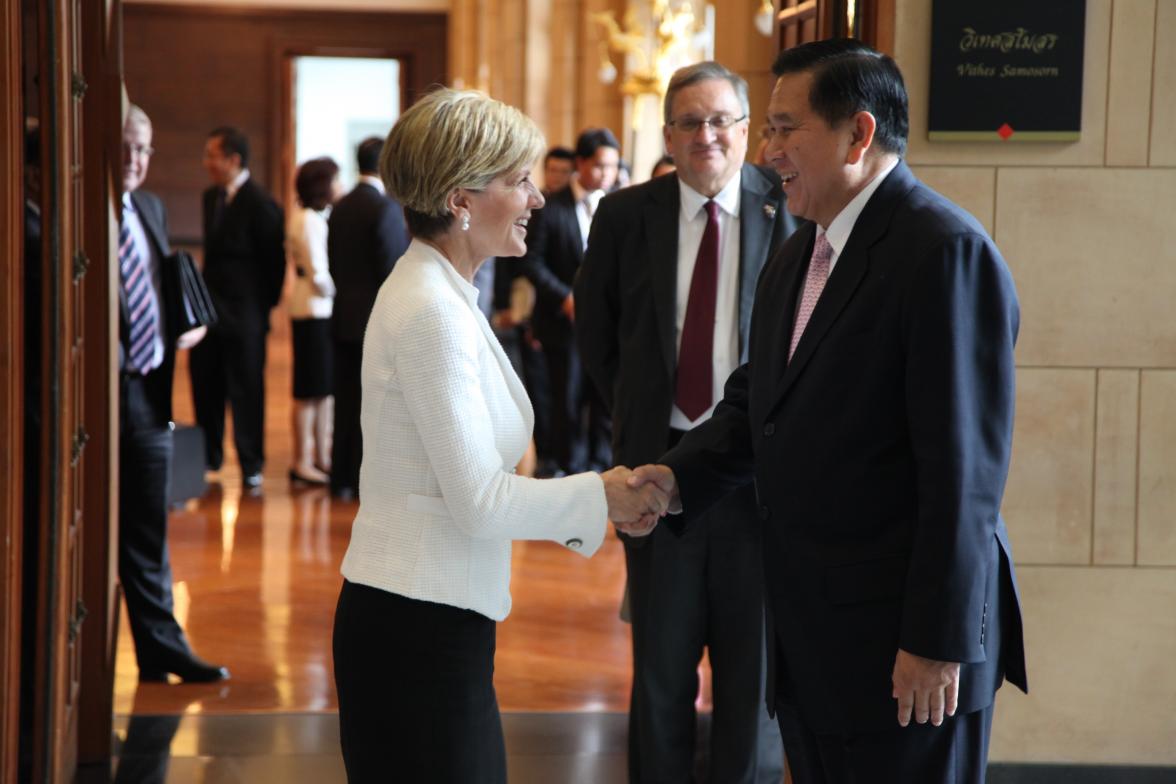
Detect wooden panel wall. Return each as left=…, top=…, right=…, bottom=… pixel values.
left=123, top=3, right=447, bottom=242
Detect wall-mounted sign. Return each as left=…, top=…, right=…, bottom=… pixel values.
left=928, top=0, right=1086, bottom=142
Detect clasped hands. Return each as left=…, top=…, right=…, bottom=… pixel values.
left=600, top=464, right=680, bottom=537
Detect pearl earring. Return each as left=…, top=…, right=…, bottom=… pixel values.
left=461, top=213, right=470, bottom=232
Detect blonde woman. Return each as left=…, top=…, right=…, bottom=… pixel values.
left=331, top=88, right=667, bottom=783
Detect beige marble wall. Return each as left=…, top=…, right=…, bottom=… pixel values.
left=897, top=0, right=1176, bottom=765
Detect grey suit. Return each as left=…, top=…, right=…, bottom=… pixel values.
left=577, top=164, right=798, bottom=783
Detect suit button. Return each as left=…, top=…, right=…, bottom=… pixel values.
left=763, top=423, right=775, bottom=437
left=565, top=538, right=582, bottom=550
left=759, top=505, right=770, bottom=520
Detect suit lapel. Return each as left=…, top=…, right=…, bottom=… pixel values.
left=131, top=191, right=170, bottom=260
left=771, top=162, right=916, bottom=406
left=646, top=177, right=680, bottom=378
left=737, top=165, right=775, bottom=359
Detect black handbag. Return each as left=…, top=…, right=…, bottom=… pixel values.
left=163, top=249, right=218, bottom=331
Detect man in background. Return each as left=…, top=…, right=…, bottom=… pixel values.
left=190, top=126, right=285, bottom=490
left=577, top=62, right=794, bottom=782
left=327, top=136, right=409, bottom=500
left=542, top=145, right=575, bottom=194
left=120, top=104, right=227, bottom=683
left=521, top=127, right=620, bottom=476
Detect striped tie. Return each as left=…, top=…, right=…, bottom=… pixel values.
left=120, top=208, right=159, bottom=374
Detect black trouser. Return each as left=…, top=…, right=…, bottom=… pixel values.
left=625, top=476, right=783, bottom=784
left=776, top=699, right=994, bottom=784
left=331, top=339, right=363, bottom=494
left=189, top=322, right=267, bottom=475
left=333, top=581, right=506, bottom=784
left=119, top=374, right=189, bottom=672
left=543, top=342, right=611, bottom=473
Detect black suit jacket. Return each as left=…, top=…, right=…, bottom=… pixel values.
left=662, top=161, right=1028, bottom=733
left=120, top=189, right=178, bottom=423
left=518, top=185, right=585, bottom=348
left=327, top=181, right=409, bottom=343
left=576, top=164, right=797, bottom=469
left=201, top=177, right=285, bottom=334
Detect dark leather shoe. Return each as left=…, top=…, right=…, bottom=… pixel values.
left=140, top=654, right=230, bottom=684
left=243, top=472, right=263, bottom=489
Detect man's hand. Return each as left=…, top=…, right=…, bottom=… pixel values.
left=176, top=325, right=207, bottom=350
left=627, top=464, right=681, bottom=515
left=892, top=648, right=960, bottom=727
left=602, top=466, right=667, bottom=536
left=561, top=294, right=575, bottom=322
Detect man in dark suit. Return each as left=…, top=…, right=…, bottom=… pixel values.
left=521, top=128, right=619, bottom=476
left=577, top=62, right=795, bottom=783
left=190, top=126, right=285, bottom=489
left=326, top=137, right=409, bottom=500
left=119, top=105, right=228, bottom=683
left=633, top=40, right=1028, bottom=782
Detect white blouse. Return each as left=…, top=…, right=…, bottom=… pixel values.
left=340, top=239, right=608, bottom=621
left=287, top=206, right=335, bottom=320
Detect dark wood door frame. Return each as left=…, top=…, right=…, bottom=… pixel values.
left=0, top=0, right=27, bottom=776
left=273, top=42, right=411, bottom=216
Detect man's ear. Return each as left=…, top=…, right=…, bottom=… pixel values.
left=845, top=111, right=877, bottom=166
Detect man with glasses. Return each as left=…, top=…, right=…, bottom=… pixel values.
left=119, top=105, right=228, bottom=683
left=577, top=61, right=796, bottom=782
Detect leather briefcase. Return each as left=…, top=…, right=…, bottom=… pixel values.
left=163, top=249, right=218, bottom=332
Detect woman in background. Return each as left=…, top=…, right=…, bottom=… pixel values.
left=287, top=156, right=341, bottom=485
left=331, top=88, right=666, bottom=783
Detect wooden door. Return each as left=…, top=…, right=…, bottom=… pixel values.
left=776, top=0, right=896, bottom=53
left=0, top=0, right=27, bottom=777
left=19, top=0, right=101, bottom=779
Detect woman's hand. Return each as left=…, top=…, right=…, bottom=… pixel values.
left=601, top=466, right=668, bottom=536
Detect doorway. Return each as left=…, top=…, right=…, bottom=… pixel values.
left=293, top=56, right=401, bottom=188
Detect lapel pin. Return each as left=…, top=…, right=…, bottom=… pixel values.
left=763, top=203, right=777, bottom=220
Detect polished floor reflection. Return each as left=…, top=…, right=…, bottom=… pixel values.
left=115, top=322, right=648, bottom=716
left=110, top=712, right=632, bottom=783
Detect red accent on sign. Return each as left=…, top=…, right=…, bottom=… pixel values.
left=997, top=123, right=1015, bottom=140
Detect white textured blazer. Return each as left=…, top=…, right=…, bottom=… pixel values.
left=340, top=239, right=608, bottom=621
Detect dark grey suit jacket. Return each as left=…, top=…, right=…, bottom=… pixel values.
left=662, top=161, right=1028, bottom=733
left=575, top=164, right=797, bottom=469
left=120, top=189, right=179, bottom=423
left=327, top=181, right=409, bottom=344
left=518, top=185, right=585, bottom=349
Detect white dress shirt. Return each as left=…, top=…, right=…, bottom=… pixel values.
left=818, top=158, right=899, bottom=275
left=121, top=191, right=165, bottom=371
left=571, top=178, right=605, bottom=250
left=224, top=168, right=250, bottom=203
left=358, top=174, right=385, bottom=194
left=670, top=172, right=742, bottom=430
left=340, top=240, right=608, bottom=622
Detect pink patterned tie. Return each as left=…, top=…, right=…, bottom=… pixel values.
left=788, top=232, right=832, bottom=363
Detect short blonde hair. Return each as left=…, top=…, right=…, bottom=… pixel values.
left=380, top=87, right=545, bottom=237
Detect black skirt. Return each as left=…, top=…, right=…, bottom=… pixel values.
left=332, top=580, right=506, bottom=784
left=291, top=317, right=333, bottom=399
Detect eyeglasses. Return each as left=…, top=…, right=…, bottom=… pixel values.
left=666, top=114, right=748, bottom=133
left=123, top=142, right=154, bottom=157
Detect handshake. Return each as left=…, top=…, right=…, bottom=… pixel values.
left=600, top=465, right=679, bottom=537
